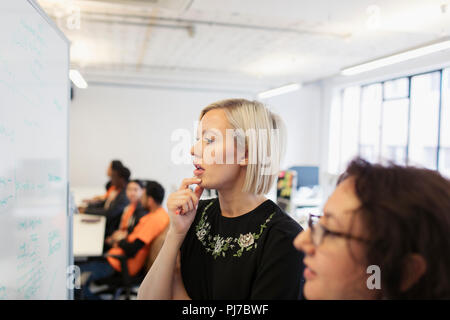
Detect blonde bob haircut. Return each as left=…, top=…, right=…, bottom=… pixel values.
left=199, top=98, right=286, bottom=195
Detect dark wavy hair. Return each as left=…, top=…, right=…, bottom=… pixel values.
left=338, top=158, right=450, bottom=299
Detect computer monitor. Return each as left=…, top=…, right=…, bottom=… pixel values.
left=288, top=166, right=319, bottom=189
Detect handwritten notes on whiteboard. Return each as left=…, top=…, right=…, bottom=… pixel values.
left=0, top=1, right=69, bottom=299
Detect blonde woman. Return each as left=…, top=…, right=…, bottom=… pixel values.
left=138, top=99, right=304, bottom=299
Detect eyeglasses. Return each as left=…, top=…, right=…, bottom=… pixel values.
left=308, top=214, right=368, bottom=247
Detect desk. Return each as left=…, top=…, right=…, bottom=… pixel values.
left=73, top=214, right=106, bottom=258
left=70, top=186, right=105, bottom=209
left=291, top=192, right=323, bottom=230
left=293, top=206, right=322, bottom=230
left=292, top=197, right=322, bottom=208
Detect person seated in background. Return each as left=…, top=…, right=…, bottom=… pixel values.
left=76, top=180, right=169, bottom=300
left=106, top=180, right=169, bottom=280
left=294, top=157, right=450, bottom=300
left=104, top=179, right=147, bottom=251
left=81, top=165, right=131, bottom=239
left=81, top=160, right=124, bottom=208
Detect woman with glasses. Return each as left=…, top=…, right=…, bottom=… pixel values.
left=294, top=157, right=450, bottom=299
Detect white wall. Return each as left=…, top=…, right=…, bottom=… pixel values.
left=69, top=82, right=323, bottom=206
left=264, top=84, right=322, bottom=170
left=263, top=84, right=323, bottom=207
left=69, top=83, right=252, bottom=204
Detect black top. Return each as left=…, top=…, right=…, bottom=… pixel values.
left=118, top=239, right=145, bottom=258
left=180, top=198, right=305, bottom=300
left=84, top=188, right=130, bottom=238
left=125, top=202, right=148, bottom=234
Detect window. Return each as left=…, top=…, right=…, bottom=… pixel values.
left=359, top=84, right=382, bottom=163
left=384, top=78, right=409, bottom=99
left=440, top=69, right=450, bottom=178
left=330, top=68, right=449, bottom=177
left=381, top=98, right=409, bottom=165
left=328, top=92, right=342, bottom=175
left=409, top=72, right=440, bottom=170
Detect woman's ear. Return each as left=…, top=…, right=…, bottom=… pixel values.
left=400, top=254, right=427, bottom=292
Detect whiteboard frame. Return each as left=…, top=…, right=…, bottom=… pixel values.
left=26, top=0, right=72, bottom=300
left=28, top=0, right=70, bottom=44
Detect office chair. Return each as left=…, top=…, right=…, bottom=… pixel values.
left=93, top=227, right=168, bottom=300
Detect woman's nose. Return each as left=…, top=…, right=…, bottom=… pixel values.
left=293, top=228, right=315, bottom=256
left=191, top=140, right=202, bottom=158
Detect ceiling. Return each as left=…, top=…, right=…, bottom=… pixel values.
left=37, top=0, right=450, bottom=93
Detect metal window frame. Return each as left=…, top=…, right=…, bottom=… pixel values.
left=339, top=68, right=446, bottom=171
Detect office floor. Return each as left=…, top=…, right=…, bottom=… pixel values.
left=89, top=282, right=140, bottom=300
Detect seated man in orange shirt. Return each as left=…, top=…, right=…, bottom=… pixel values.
left=107, top=180, right=169, bottom=277
left=76, top=180, right=169, bottom=300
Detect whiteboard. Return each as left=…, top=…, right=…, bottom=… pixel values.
left=0, top=0, right=70, bottom=299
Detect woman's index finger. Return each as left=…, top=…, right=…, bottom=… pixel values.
left=179, top=177, right=202, bottom=190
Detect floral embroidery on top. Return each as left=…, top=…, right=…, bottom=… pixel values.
left=195, top=200, right=275, bottom=259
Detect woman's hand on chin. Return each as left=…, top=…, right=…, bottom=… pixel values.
left=167, top=177, right=204, bottom=237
